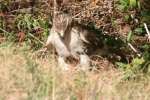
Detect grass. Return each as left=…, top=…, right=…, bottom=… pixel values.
left=0, top=42, right=150, bottom=100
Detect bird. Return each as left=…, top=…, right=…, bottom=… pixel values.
left=45, top=12, right=107, bottom=71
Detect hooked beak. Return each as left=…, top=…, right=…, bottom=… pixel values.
left=59, top=31, right=64, bottom=37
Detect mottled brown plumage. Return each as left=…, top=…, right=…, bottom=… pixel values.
left=46, top=12, right=106, bottom=70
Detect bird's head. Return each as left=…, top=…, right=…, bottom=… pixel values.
left=53, top=12, right=72, bottom=37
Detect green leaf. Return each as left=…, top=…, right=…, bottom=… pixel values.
left=129, top=0, right=137, bottom=8
left=137, top=1, right=141, bottom=9
left=124, top=15, right=130, bottom=21
left=127, top=31, right=133, bottom=42
left=116, top=62, right=128, bottom=69
left=134, top=27, right=145, bottom=35
left=33, top=19, right=40, bottom=28
left=135, top=28, right=144, bottom=33
left=132, top=58, right=145, bottom=66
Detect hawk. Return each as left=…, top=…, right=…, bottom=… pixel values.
left=45, top=12, right=106, bottom=70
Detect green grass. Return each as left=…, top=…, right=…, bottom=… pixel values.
left=0, top=42, right=150, bottom=100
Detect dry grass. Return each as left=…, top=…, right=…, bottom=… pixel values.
left=0, top=42, right=150, bottom=100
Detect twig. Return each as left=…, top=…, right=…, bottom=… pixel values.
left=9, top=8, right=32, bottom=13
left=128, top=43, right=141, bottom=57
left=144, top=23, right=150, bottom=42
left=28, top=33, right=45, bottom=45
left=0, top=27, right=11, bottom=35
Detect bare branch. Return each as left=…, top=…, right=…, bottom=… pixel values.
left=128, top=43, right=141, bottom=57
left=28, top=33, right=45, bottom=45
left=144, top=23, right=150, bottom=42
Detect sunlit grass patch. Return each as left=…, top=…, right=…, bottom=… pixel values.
left=0, top=42, right=150, bottom=100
